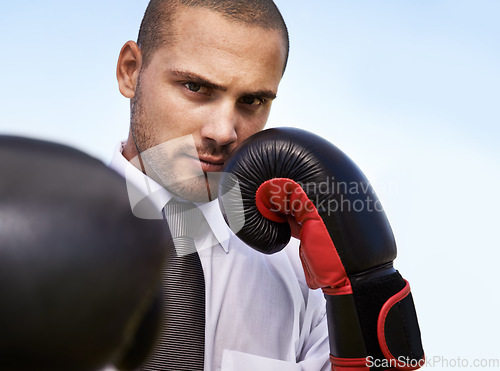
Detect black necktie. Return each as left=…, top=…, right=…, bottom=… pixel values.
left=142, top=200, right=205, bottom=371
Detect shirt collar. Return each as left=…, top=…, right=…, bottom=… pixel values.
left=196, top=199, right=230, bottom=253
left=109, top=141, right=230, bottom=253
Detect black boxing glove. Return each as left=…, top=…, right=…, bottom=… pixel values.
left=219, top=128, right=424, bottom=370
left=0, top=136, right=168, bottom=371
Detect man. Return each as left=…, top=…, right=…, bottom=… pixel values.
left=110, top=1, right=330, bottom=370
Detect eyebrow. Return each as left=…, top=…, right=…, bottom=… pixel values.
left=170, top=69, right=227, bottom=91
left=169, top=69, right=277, bottom=100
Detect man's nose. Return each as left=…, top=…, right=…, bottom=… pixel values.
left=200, top=102, right=238, bottom=147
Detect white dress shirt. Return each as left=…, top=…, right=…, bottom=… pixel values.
left=108, top=142, right=330, bottom=371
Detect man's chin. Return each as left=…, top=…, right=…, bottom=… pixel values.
left=167, top=172, right=222, bottom=203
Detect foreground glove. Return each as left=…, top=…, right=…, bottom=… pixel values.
left=219, top=128, right=424, bottom=370
left=0, top=136, right=168, bottom=371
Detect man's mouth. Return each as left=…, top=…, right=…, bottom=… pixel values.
left=187, top=154, right=226, bottom=172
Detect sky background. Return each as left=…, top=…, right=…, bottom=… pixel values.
left=1, top=1, right=499, bottom=368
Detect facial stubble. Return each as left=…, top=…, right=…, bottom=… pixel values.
left=130, top=76, right=223, bottom=202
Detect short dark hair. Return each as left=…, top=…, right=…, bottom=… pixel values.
left=137, top=0, right=289, bottom=71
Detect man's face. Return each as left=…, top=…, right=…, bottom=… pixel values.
left=125, top=6, right=287, bottom=202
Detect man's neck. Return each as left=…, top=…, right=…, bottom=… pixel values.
left=122, top=134, right=139, bottom=163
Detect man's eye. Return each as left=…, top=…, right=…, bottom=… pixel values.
left=185, top=82, right=203, bottom=93
left=241, top=96, right=263, bottom=105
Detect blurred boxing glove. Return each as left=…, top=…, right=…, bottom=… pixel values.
left=219, top=128, right=424, bottom=370
left=0, top=136, right=168, bottom=371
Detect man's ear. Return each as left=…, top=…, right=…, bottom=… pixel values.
left=117, top=41, right=143, bottom=98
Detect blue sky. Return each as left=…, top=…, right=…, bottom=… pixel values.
left=2, top=1, right=500, bottom=367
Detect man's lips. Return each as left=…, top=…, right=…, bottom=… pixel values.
left=199, top=155, right=225, bottom=165
left=186, top=154, right=226, bottom=172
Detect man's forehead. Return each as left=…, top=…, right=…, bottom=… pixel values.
left=169, top=5, right=287, bottom=55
